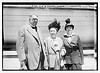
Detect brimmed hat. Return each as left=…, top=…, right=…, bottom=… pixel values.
left=65, top=23, right=74, bottom=30
left=64, top=18, right=74, bottom=30
left=48, top=19, right=61, bottom=32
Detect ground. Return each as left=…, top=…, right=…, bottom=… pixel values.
left=3, top=50, right=97, bottom=70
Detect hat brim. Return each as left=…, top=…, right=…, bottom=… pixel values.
left=65, top=25, right=74, bottom=30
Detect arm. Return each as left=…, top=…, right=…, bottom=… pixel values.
left=43, top=39, right=49, bottom=69
left=60, top=37, right=66, bottom=57
left=16, top=27, right=27, bottom=69
left=44, top=39, right=49, bottom=60
left=77, top=36, right=84, bottom=65
left=59, top=39, right=66, bottom=67
left=44, top=39, right=48, bottom=56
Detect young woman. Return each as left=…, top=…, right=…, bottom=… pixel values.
left=61, top=18, right=84, bottom=70
left=44, top=19, right=63, bottom=70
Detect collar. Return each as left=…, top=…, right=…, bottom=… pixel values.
left=29, top=23, right=37, bottom=31
left=49, top=36, right=58, bottom=41
left=29, top=23, right=36, bottom=27
left=63, top=33, right=75, bottom=37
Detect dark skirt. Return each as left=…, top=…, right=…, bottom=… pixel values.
left=64, top=64, right=82, bottom=70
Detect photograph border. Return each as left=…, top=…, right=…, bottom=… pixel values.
left=2, top=2, right=98, bottom=71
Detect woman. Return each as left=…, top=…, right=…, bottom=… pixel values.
left=44, top=19, right=63, bottom=70
left=60, top=18, right=84, bottom=70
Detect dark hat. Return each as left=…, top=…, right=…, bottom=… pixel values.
left=65, top=18, right=70, bottom=24
left=64, top=18, right=74, bottom=30
left=48, top=19, right=61, bottom=32
left=64, top=23, right=74, bottom=30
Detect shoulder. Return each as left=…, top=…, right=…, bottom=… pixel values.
left=56, top=37, right=63, bottom=41
left=44, top=37, right=50, bottom=42
left=37, top=26, right=42, bottom=34
left=19, top=24, right=28, bottom=30
left=72, top=33, right=81, bottom=40
left=18, top=25, right=25, bottom=32
left=61, top=35, right=65, bottom=40
left=72, top=33, right=79, bottom=37
left=56, top=37, right=63, bottom=45
left=37, top=26, right=41, bottom=31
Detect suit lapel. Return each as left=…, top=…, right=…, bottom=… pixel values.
left=27, top=24, right=40, bottom=43
left=36, top=27, right=43, bottom=46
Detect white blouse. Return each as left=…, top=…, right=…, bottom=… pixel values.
left=44, top=36, right=63, bottom=55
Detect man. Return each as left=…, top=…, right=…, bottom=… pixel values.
left=16, top=14, right=48, bottom=70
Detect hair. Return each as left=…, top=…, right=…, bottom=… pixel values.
left=48, top=20, right=61, bottom=32
left=29, top=14, right=38, bottom=21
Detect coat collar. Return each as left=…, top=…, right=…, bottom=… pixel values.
left=48, top=36, right=59, bottom=41
left=63, top=33, right=75, bottom=37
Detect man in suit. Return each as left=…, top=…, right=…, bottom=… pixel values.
left=16, top=14, right=48, bottom=70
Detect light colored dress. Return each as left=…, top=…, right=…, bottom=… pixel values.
left=44, top=37, right=63, bottom=70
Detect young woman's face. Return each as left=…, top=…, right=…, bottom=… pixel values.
left=49, top=28, right=57, bottom=39
left=65, top=26, right=73, bottom=32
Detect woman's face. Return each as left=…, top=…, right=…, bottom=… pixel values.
left=65, top=26, right=73, bottom=32
left=49, top=28, right=57, bottom=39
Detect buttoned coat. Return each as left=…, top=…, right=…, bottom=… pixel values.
left=61, top=33, right=84, bottom=65
left=16, top=24, right=48, bottom=70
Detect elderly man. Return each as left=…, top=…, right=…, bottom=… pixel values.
left=16, top=14, right=48, bottom=70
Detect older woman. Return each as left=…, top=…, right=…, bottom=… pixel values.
left=61, top=18, right=84, bottom=70
left=44, top=19, right=63, bottom=70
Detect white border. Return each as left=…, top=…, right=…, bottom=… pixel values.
left=0, top=0, right=99, bottom=73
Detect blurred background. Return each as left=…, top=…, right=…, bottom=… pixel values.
left=2, top=3, right=97, bottom=70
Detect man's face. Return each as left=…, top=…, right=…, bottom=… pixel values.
left=29, top=17, right=38, bottom=26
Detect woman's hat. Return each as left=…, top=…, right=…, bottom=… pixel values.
left=48, top=19, right=61, bottom=32
left=65, top=18, right=70, bottom=24
left=64, top=18, right=74, bottom=30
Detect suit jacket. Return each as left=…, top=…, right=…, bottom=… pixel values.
left=16, top=24, right=48, bottom=70
left=61, top=33, right=84, bottom=65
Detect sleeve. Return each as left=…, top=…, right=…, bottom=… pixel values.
left=44, top=38, right=49, bottom=56
left=16, top=27, right=26, bottom=62
left=44, top=38, right=49, bottom=69
left=60, top=37, right=66, bottom=56
left=77, top=36, right=84, bottom=65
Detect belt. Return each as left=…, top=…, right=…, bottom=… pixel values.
left=64, top=46, right=79, bottom=56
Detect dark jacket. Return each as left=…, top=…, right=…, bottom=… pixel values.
left=61, top=33, right=84, bottom=64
